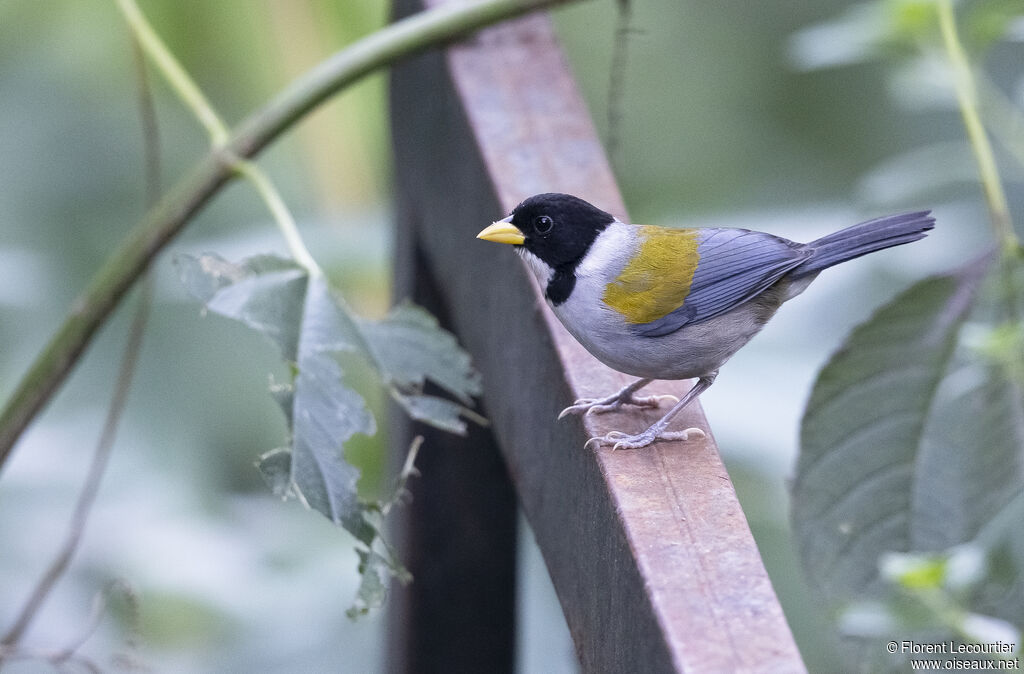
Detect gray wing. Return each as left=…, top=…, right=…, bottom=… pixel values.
left=634, top=228, right=809, bottom=337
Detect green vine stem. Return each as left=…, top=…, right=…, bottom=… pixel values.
left=117, top=0, right=322, bottom=275
left=936, top=0, right=1019, bottom=251
left=232, top=160, right=323, bottom=275
left=0, top=0, right=580, bottom=469
left=116, top=0, right=227, bottom=146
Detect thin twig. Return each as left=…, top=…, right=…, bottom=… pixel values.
left=605, top=0, right=632, bottom=165
left=380, top=435, right=423, bottom=515
left=934, top=0, right=1022, bottom=337
left=117, top=0, right=321, bottom=274
left=0, top=184, right=153, bottom=656
left=137, top=32, right=162, bottom=209
left=936, top=0, right=1018, bottom=250
left=0, top=34, right=158, bottom=656
left=233, top=158, right=322, bottom=274
left=0, top=0, right=583, bottom=469
left=116, top=0, right=227, bottom=146
left=49, top=588, right=109, bottom=664
left=0, top=647, right=102, bottom=674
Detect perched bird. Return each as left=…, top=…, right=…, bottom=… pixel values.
left=476, top=193, right=934, bottom=450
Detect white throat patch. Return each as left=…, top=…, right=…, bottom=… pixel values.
left=514, top=220, right=633, bottom=301
left=516, top=247, right=554, bottom=288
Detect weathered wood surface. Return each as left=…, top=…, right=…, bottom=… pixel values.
left=388, top=1, right=805, bottom=672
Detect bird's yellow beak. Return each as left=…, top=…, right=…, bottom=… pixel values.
left=476, top=216, right=525, bottom=245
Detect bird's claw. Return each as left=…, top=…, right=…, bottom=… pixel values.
left=557, top=403, right=589, bottom=420
left=584, top=426, right=705, bottom=451
left=558, top=393, right=677, bottom=420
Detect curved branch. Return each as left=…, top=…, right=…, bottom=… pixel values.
left=0, top=0, right=580, bottom=469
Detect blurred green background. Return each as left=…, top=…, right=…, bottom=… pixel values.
left=0, top=1, right=1009, bottom=672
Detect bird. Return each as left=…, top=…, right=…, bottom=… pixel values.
left=476, top=192, right=934, bottom=450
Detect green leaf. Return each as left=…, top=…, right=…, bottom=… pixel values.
left=177, top=254, right=375, bottom=532
left=975, top=492, right=1024, bottom=621
left=175, top=254, right=312, bottom=359
left=881, top=551, right=949, bottom=589
left=360, top=301, right=482, bottom=404
left=840, top=546, right=1021, bottom=670
left=290, top=350, right=374, bottom=538
left=793, top=262, right=988, bottom=608
left=794, top=253, right=1024, bottom=657
left=346, top=547, right=409, bottom=619
left=176, top=252, right=482, bottom=615
left=256, top=447, right=293, bottom=497
left=912, top=356, right=1024, bottom=552
left=360, top=301, right=485, bottom=435
left=268, top=379, right=294, bottom=426
left=391, top=392, right=470, bottom=434
left=378, top=436, right=422, bottom=514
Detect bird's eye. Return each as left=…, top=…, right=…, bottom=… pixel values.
left=534, top=215, right=554, bottom=235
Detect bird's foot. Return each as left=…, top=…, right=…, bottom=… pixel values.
left=558, top=391, right=677, bottom=419
left=583, top=426, right=705, bottom=451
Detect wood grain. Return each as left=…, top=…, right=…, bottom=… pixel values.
left=388, top=2, right=805, bottom=671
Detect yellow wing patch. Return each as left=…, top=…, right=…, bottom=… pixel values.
left=602, top=226, right=700, bottom=324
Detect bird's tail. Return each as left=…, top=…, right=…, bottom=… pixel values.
left=794, top=210, right=935, bottom=277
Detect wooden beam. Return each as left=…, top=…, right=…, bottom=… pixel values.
left=386, top=221, right=518, bottom=673
left=389, top=2, right=805, bottom=671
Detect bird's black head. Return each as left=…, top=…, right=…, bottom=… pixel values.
left=476, top=193, right=616, bottom=305
left=507, top=193, right=616, bottom=270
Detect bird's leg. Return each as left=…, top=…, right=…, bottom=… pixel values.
left=557, top=378, right=677, bottom=419
left=585, top=373, right=717, bottom=450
